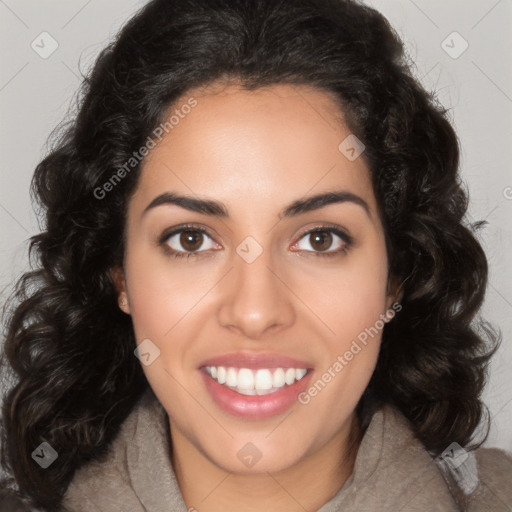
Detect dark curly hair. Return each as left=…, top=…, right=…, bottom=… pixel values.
left=0, top=0, right=500, bottom=509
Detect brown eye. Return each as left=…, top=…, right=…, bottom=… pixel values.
left=163, top=228, right=216, bottom=254
left=294, top=227, right=350, bottom=255
left=309, top=231, right=332, bottom=252
left=180, top=230, right=204, bottom=251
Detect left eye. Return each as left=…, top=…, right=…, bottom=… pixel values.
left=294, top=229, right=348, bottom=253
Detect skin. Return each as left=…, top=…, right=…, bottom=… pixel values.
left=112, top=81, right=399, bottom=512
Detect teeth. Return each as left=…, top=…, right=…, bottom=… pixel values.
left=217, top=366, right=226, bottom=384
left=205, top=366, right=309, bottom=396
left=285, top=368, right=296, bottom=385
left=255, top=369, right=273, bottom=390
left=295, top=368, right=307, bottom=380
left=226, top=367, right=237, bottom=387
left=272, top=368, right=285, bottom=388
left=237, top=368, right=254, bottom=390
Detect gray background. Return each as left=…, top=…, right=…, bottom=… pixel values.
left=0, top=0, right=511, bottom=453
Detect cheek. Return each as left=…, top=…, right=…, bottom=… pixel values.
left=293, top=245, right=389, bottom=342
left=124, top=244, right=213, bottom=339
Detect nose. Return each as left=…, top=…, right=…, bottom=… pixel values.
left=216, top=246, right=296, bottom=340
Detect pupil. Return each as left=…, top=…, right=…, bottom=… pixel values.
left=311, top=231, right=331, bottom=251
left=180, top=230, right=202, bottom=251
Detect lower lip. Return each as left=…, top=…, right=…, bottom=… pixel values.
left=200, top=369, right=314, bottom=419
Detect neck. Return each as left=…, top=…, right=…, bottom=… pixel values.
left=170, top=414, right=362, bottom=512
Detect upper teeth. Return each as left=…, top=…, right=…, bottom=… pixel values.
left=205, top=366, right=308, bottom=395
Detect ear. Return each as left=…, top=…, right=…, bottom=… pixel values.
left=385, top=273, right=404, bottom=311
left=110, top=266, right=130, bottom=314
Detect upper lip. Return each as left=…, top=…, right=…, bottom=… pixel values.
left=199, top=352, right=313, bottom=370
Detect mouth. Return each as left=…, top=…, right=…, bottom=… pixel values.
left=198, top=353, right=314, bottom=419
left=204, top=365, right=309, bottom=396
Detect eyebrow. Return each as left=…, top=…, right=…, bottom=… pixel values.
left=142, top=190, right=371, bottom=220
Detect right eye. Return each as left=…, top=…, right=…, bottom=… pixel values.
left=159, top=225, right=220, bottom=259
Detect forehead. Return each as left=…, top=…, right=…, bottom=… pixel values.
left=130, top=82, right=376, bottom=218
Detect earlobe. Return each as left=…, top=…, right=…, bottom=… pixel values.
left=119, top=294, right=130, bottom=314
left=110, top=266, right=131, bottom=314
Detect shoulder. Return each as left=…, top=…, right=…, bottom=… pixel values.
left=376, top=404, right=512, bottom=510
left=474, top=445, right=512, bottom=477
left=60, top=389, right=162, bottom=512
left=339, top=404, right=461, bottom=510
left=466, top=446, right=512, bottom=511
left=428, top=433, right=512, bottom=510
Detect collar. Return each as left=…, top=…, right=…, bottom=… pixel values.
left=63, top=387, right=461, bottom=511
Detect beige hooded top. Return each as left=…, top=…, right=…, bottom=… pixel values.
left=61, top=388, right=512, bottom=512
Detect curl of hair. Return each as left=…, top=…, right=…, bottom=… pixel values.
left=0, top=0, right=500, bottom=509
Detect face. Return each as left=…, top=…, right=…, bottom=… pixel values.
left=114, top=82, right=397, bottom=475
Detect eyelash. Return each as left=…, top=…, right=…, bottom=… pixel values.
left=158, top=223, right=353, bottom=260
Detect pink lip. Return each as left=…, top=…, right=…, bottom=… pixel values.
left=200, top=368, right=314, bottom=419
left=198, top=351, right=313, bottom=370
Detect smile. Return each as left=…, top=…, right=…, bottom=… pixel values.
left=201, top=365, right=313, bottom=419
left=204, top=366, right=308, bottom=396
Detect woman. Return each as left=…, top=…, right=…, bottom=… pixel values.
left=1, top=0, right=511, bottom=510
